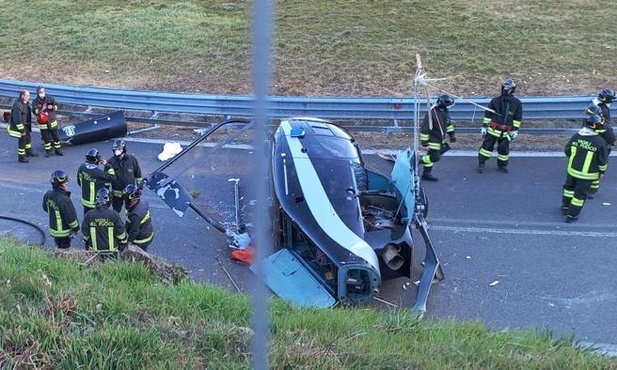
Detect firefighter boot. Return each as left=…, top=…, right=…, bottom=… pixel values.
left=421, top=167, right=438, bottom=182
left=560, top=205, right=569, bottom=215
left=26, top=148, right=38, bottom=157
left=18, top=154, right=29, bottom=163
left=55, top=148, right=64, bottom=156
left=45, top=149, right=52, bottom=158
left=476, top=162, right=485, bottom=173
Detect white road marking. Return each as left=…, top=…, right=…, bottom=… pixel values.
left=430, top=225, right=617, bottom=238
left=363, top=148, right=617, bottom=158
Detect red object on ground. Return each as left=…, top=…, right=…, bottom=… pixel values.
left=230, top=246, right=255, bottom=265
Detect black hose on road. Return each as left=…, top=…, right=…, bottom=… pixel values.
left=0, top=215, right=47, bottom=246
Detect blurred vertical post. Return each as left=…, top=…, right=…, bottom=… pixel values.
left=251, top=0, right=273, bottom=369
left=413, top=54, right=423, bottom=172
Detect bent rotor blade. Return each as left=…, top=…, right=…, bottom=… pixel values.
left=144, top=171, right=192, bottom=217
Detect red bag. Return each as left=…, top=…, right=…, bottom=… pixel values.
left=37, top=111, right=49, bottom=124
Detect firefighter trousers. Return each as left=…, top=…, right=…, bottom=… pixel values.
left=7, top=127, right=32, bottom=156
left=421, top=148, right=442, bottom=169
left=41, top=126, right=61, bottom=151
left=562, top=175, right=592, bottom=219
left=478, top=134, right=510, bottom=168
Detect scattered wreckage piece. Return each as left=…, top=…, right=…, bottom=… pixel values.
left=59, top=110, right=127, bottom=146
left=158, top=142, right=183, bottom=161
left=143, top=118, right=253, bottom=250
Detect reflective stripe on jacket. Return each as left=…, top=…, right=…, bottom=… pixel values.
left=82, top=206, right=127, bottom=251
left=565, top=128, right=609, bottom=180
left=77, top=162, right=116, bottom=208
left=42, top=188, right=80, bottom=238
left=126, top=200, right=154, bottom=246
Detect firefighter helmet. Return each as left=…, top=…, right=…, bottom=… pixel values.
left=96, top=188, right=111, bottom=207
left=85, top=148, right=101, bottom=163
left=123, top=183, right=141, bottom=201
left=501, top=78, right=517, bottom=96
left=586, top=105, right=605, bottom=124
left=436, top=94, right=455, bottom=108
left=598, top=88, right=616, bottom=104
left=50, top=170, right=69, bottom=187
left=585, top=114, right=603, bottom=129
left=112, top=138, right=127, bottom=155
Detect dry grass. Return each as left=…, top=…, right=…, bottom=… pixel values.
left=0, top=1, right=613, bottom=98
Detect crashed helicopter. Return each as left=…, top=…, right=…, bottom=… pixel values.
left=143, top=116, right=443, bottom=313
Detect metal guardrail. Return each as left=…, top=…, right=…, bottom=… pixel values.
left=0, top=79, right=606, bottom=123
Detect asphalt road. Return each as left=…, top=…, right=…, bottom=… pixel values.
left=1, top=132, right=616, bottom=348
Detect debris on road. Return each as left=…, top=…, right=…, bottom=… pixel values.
left=158, top=142, right=183, bottom=161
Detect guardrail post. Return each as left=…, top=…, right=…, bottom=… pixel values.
left=387, top=119, right=400, bottom=138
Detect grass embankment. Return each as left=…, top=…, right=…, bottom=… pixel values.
left=0, top=1, right=613, bottom=96
left=1, top=238, right=615, bottom=370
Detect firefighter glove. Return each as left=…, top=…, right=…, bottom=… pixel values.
left=449, top=133, right=457, bottom=143
left=480, top=127, right=487, bottom=135
left=509, top=131, right=518, bottom=141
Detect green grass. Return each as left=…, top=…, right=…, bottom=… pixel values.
left=1, top=237, right=616, bottom=369
left=0, top=1, right=612, bottom=96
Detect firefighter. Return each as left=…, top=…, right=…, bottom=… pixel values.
left=32, top=86, right=63, bottom=157
left=107, top=139, right=143, bottom=213
left=123, top=183, right=154, bottom=252
left=7, top=89, right=35, bottom=163
left=82, top=188, right=128, bottom=253
left=77, top=148, right=116, bottom=215
left=42, top=170, right=80, bottom=249
left=419, top=94, right=456, bottom=181
left=586, top=88, right=616, bottom=128
left=561, top=114, right=608, bottom=223
left=477, top=78, right=523, bottom=173
left=584, top=89, right=616, bottom=198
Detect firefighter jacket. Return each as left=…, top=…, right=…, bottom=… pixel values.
left=585, top=99, right=615, bottom=146
left=42, top=188, right=80, bottom=238
left=7, top=99, right=31, bottom=138
left=420, top=106, right=454, bottom=151
left=82, top=205, right=128, bottom=251
left=32, top=94, right=58, bottom=130
left=565, top=127, right=608, bottom=180
left=77, top=162, right=116, bottom=209
left=107, top=154, right=143, bottom=198
left=126, top=199, right=154, bottom=246
left=482, top=95, right=523, bottom=138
